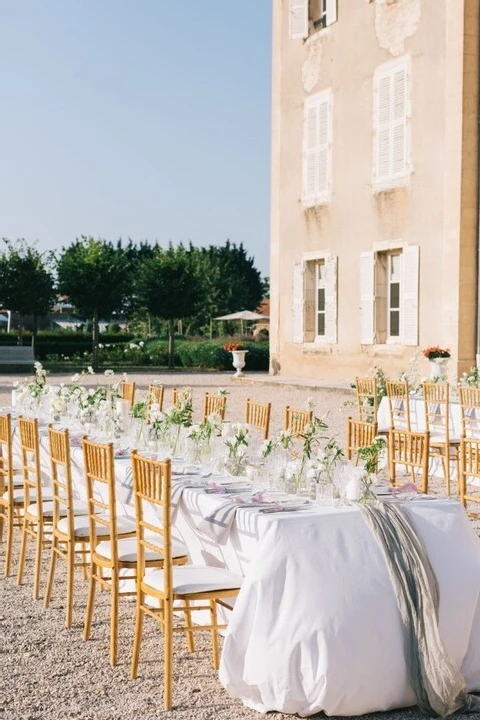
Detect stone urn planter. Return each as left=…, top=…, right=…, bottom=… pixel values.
left=429, top=358, right=449, bottom=379
left=231, top=349, right=248, bottom=377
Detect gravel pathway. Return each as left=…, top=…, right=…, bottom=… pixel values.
left=2, top=370, right=480, bottom=720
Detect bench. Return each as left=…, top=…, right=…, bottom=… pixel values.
left=0, top=346, right=35, bottom=370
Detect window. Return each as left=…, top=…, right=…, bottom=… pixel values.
left=302, top=89, right=333, bottom=207
left=316, top=260, right=326, bottom=337
left=289, top=0, right=337, bottom=39
left=292, top=255, right=337, bottom=344
left=360, top=246, right=419, bottom=346
left=373, top=56, right=411, bottom=190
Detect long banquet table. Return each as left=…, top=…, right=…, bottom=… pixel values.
left=10, top=417, right=480, bottom=717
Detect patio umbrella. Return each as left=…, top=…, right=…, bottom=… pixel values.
left=214, top=310, right=269, bottom=335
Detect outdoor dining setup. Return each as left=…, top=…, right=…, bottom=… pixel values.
left=1, top=361, right=480, bottom=718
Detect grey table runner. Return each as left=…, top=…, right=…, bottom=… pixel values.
left=358, top=501, right=480, bottom=717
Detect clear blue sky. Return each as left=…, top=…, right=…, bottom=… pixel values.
left=0, top=1, right=272, bottom=277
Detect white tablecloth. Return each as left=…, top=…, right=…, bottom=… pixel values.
left=9, top=414, right=480, bottom=717
left=377, top=395, right=463, bottom=436
left=219, top=500, right=480, bottom=717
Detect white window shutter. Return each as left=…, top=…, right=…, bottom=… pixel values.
left=360, top=252, right=375, bottom=344
left=325, top=0, right=338, bottom=26
left=392, top=65, right=408, bottom=177
left=302, top=90, right=332, bottom=207
left=401, top=245, right=419, bottom=346
left=289, top=0, right=308, bottom=39
left=325, top=255, right=337, bottom=343
left=373, top=57, right=410, bottom=188
left=292, top=261, right=305, bottom=343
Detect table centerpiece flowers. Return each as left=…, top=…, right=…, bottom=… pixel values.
left=223, top=423, right=250, bottom=476
left=357, top=437, right=386, bottom=504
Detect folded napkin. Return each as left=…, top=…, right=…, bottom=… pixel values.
left=358, top=502, right=480, bottom=717
left=197, top=491, right=284, bottom=544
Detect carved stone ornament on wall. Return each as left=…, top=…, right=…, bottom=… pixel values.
left=375, top=0, right=421, bottom=57
left=302, top=35, right=323, bottom=93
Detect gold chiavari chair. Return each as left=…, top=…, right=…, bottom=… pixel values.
left=147, top=384, right=165, bottom=412
left=16, top=417, right=55, bottom=599
left=119, top=380, right=136, bottom=408
left=202, top=393, right=227, bottom=421
left=284, top=406, right=313, bottom=437
left=0, top=413, right=24, bottom=576
left=130, top=452, right=242, bottom=710
left=422, top=382, right=460, bottom=495
left=355, top=376, right=378, bottom=424
left=458, top=386, right=480, bottom=438
left=345, top=417, right=378, bottom=466
left=385, top=380, right=411, bottom=431
left=245, top=398, right=271, bottom=440
left=388, top=428, right=430, bottom=492
left=171, top=387, right=178, bottom=405
left=82, top=439, right=187, bottom=666
left=459, top=436, right=480, bottom=519
left=44, top=426, right=90, bottom=628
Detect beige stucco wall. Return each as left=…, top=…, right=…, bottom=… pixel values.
left=270, top=0, right=479, bottom=382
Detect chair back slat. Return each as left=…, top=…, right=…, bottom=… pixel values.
left=245, top=398, right=271, bottom=440
left=82, top=438, right=118, bottom=561
left=120, top=380, right=136, bottom=408
left=388, top=428, right=430, bottom=492
left=18, top=417, right=43, bottom=511
left=0, top=413, right=13, bottom=499
left=385, top=380, right=411, bottom=431
left=147, top=384, right=164, bottom=412
left=422, top=382, right=451, bottom=441
left=202, top=393, right=227, bottom=421
left=458, top=386, right=480, bottom=438
left=131, top=452, right=172, bottom=595
left=48, top=425, right=75, bottom=535
left=459, top=436, right=480, bottom=518
left=355, top=376, right=378, bottom=424
left=345, top=417, right=378, bottom=464
left=284, top=406, right=313, bottom=437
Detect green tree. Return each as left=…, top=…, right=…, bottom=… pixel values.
left=187, top=241, right=264, bottom=336
left=0, top=239, right=56, bottom=352
left=135, top=243, right=204, bottom=368
left=56, top=236, right=132, bottom=369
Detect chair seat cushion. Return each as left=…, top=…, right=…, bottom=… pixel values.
left=56, top=513, right=136, bottom=538
left=95, top=536, right=188, bottom=563
left=26, top=499, right=88, bottom=519
left=3, top=487, right=54, bottom=503
left=143, top=565, right=242, bottom=596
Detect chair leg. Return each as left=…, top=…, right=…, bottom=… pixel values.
left=33, top=527, right=43, bottom=600
left=66, top=542, right=75, bottom=629
left=209, top=599, right=219, bottom=670
left=16, top=521, right=28, bottom=586
left=164, top=596, right=173, bottom=711
left=130, top=593, right=144, bottom=680
left=44, top=537, right=58, bottom=608
left=83, top=565, right=97, bottom=641
left=4, top=509, right=14, bottom=577
left=81, top=543, right=88, bottom=580
left=183, top=599, right=195, bottom=652
left=110, top=572, right=119, bottom=667
left=442, top=450, right=450, bottom=495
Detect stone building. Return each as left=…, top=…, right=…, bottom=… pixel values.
left=269, top=0, right=479, bottom=381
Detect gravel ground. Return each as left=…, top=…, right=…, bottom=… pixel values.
left=1, top=370, right=480, bottom=720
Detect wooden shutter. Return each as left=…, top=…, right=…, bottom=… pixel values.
left=324, top=255, right=337, bottom=343
left=373, top=58, right=410, bottom=187
left=325, top=0, right=338, bottom=26
left=401, top=245, right=419, bottom=346
left=289, top=0, right=308, bottom=39
left=391, top=64, right=409, bottom=177
left=303, top=90, right=332, bottom=207
left=360, top=252, right=375, bottom=344
left=292, top=261, right=305, bottom=343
